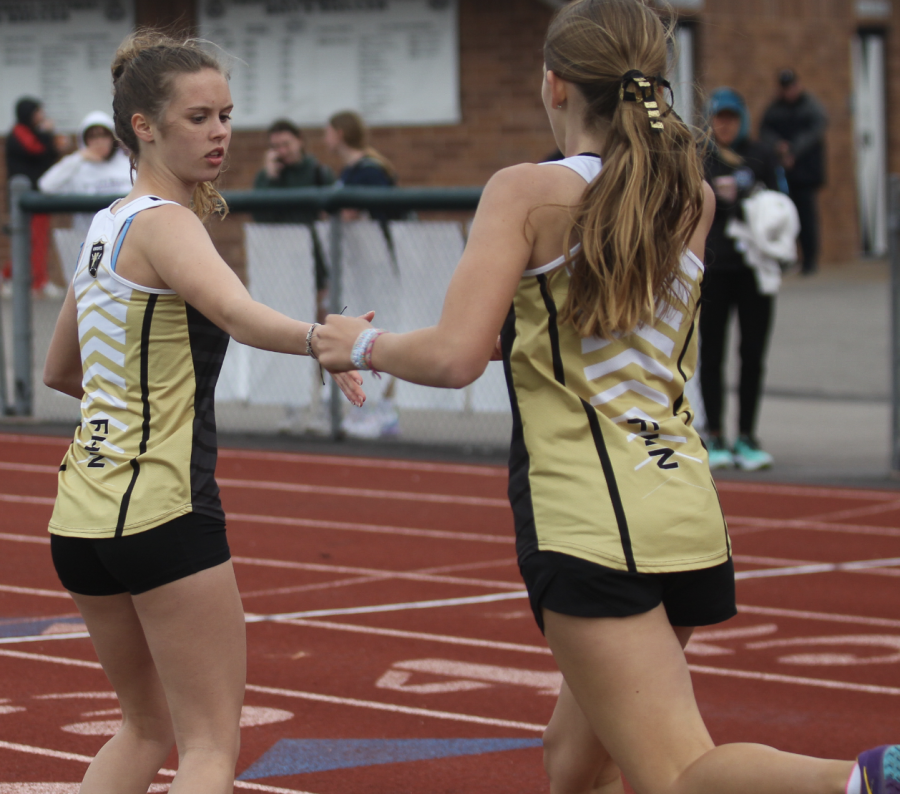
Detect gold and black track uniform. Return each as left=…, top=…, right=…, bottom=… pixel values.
left=502, top=155, right=734, bottom=629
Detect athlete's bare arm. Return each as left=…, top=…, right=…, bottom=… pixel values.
left=314, top=163, right=584, bottom=387
left=118, top=203, right=367, bottom=405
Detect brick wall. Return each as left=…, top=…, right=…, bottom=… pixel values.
left=1, top=0, right=891, bottom=273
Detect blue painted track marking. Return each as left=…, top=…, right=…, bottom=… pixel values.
left=238, top=738, right=543, bottom=780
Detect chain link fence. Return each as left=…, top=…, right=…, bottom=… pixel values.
left=2, top=182, right=512, bottom=449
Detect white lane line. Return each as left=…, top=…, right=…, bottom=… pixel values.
left=240, top=575, right=387, bottom=599
left=0, top=739, right=316, bottom=794
left=688, top=664, right=900, bottom=696
left=418, top=558, right=517, bottom=574
left=219, top=478, right=508, bottom=508
left=735, top=556, right=900, bottom=580
left=219, top=448, right=507, bottom=477
left=0, top=649, right=101, bottom=668
left=0, top=462, right=58, bottom=475
left=714, top=482, right=900, bottom=501
left=0, top=632, right=88, bottom=645
left=0, top=532, right=50, bottom=545
left=246, top=591, right=529, bottom=623
left=229, top=513, right=510, bottom=544
left=231, top=555, right=523, bottom=591
left=281, top=618, right=553, bottom=655
left=738, top=603, right=900, bottom=630
left=0, top=494, right=55, bottom=507
left=727, top=515, right=900, bottom=538
left=244, top=683, right=545, bottom=733
left=803, top=500, right=900, bottom=523
left=0, top=739, right=94, bottom=764
left=0, top=584, right=70, bottom=599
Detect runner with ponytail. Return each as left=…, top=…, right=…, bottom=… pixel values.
left=314, top=1, right=897, bottom=792
left=43, top=30, right=366, bottom=794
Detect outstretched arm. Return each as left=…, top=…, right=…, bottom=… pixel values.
left=126, top=204, right=366, bottom=405
left=314, top=165, right=540, bottom=388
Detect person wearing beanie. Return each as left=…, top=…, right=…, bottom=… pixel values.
left=39, top=110, right=133, bottom=235
left=699, top=87, right=781, bottom=471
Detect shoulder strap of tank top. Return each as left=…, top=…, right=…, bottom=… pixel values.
left=539, top=153, right=603, bottom=184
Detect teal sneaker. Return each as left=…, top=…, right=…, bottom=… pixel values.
left=732, top=435, right=774, bottom=471
left=706, top=435, right=734, bottom=469
left=858, top=745, right=900, bottom=794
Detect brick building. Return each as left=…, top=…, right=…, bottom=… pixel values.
left=1, top=0, right=897, bottom=268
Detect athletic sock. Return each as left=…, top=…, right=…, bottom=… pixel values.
left=847, top=763, right=862, bottom=794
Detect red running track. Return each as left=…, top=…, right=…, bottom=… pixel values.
left=0, top=432, right=899, bottom=793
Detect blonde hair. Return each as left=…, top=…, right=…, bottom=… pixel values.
left=111, top=30, right=229, bottom=222
left=544, top=0, right=704, bottom=338
left=328, top=110, right=398, bottom=182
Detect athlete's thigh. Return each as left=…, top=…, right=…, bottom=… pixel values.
left=544, top=605, right=713, bottom=794
left=132, top=560, right=245, bottom=745
left=70, top=592, right=171, bottom=725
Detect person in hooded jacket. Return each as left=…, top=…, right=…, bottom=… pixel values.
left=4, top=96, right=60, bottom=293
left=699, top=87, right=780, bottom=471
left=39, top=110, right=133, bottom=235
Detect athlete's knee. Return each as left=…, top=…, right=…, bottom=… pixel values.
left=121, top=711, right=175, bottom=749
left=543, top=723, right=621, bottom=794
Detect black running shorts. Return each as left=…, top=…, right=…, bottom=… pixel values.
left=519, top=550, right=736, bottom=633
left=50, top=512, right=231, bottom=596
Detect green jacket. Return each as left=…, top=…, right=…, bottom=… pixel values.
left=252, top=155, right=334, bottom=224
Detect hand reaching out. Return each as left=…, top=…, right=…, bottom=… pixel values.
left=313, top=311, right=376, bottom=372
left=315, top=311, right=376, bottom=404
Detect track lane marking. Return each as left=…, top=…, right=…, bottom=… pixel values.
left=0, top=584, right=70, bottom=599
left=0, top=740, right=317, bottom=794
left=734, top=556, right=900, bottom=580
left=281, top=618, right=554, bottom=655
left=244, top=684, right=545, bottom=732
left=231, top=556, right=522, bottom=591
left=727, top=515, right=900, bottom=538
left=687, top=664, right=900, bottom=696
left=230, top=513, right=510, bottom=543
left=738, top=603, right=900, bottom=629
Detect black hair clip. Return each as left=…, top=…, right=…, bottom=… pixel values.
left=619, top=70, right=668, bottom=132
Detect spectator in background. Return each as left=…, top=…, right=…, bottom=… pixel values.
left=39, top=111, right=133, bottom=236
left=253, top=119, right=334, bottom=321
left=760, top=68, right=827, bottom=275
left=4, top=96, right=60, bottom=295
left=325, top=110, right=398, bottom=224
left=700, top=87, right=780, bottom=471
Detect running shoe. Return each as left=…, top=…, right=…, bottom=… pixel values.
left=706, top=435, right=734, bottom=469
left=858, top=745, right=900, bottom=794
left=732, top=435, right=774, bottom=471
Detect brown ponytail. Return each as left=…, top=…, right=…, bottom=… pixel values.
left=328, top=110, right=398, bottom=182
left=111, top=29, right=229, bottom=221
left=544, top=0, right=704, bottom=339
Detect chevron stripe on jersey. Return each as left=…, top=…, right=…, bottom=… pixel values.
left=503, top=154, right=729, bottom=575
left=50, top=196, right=230, bottom=539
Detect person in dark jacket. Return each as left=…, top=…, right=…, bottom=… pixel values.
left=4, top=96, right=60, bottom=293
left=253, top=119, right=334, bottom=320
left=700, top=87, right=781, bottom=471
left=760, top=69, right=827, bottom=275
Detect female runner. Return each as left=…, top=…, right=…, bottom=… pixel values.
left=43, top=32, right=366, bottom=794
left=314, top=2, right=898, bottom=793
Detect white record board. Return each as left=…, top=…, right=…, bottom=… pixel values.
left=0, top=0, right=134, bottom=133
left=199, top=0, right=460, bottom=129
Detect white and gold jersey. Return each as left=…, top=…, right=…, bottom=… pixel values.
left=50, top=196, right=230, bottom=539
left=503, top=155, right=730, bottom=574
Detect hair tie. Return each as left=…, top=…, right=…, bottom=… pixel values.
left=619, top=70, right=672, bottom=133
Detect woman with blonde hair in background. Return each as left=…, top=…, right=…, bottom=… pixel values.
left=42, top=31, right=366, bottom=794
left=315, top=1, right=898, bottom=793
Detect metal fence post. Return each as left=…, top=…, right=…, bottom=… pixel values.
left=9, top=175, right=33, bottom=417
left=0, top=244, right=7, bottom=416
left=889, top=174, right=900, bottom=474
left=328, top=215, right=344, bottom=440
